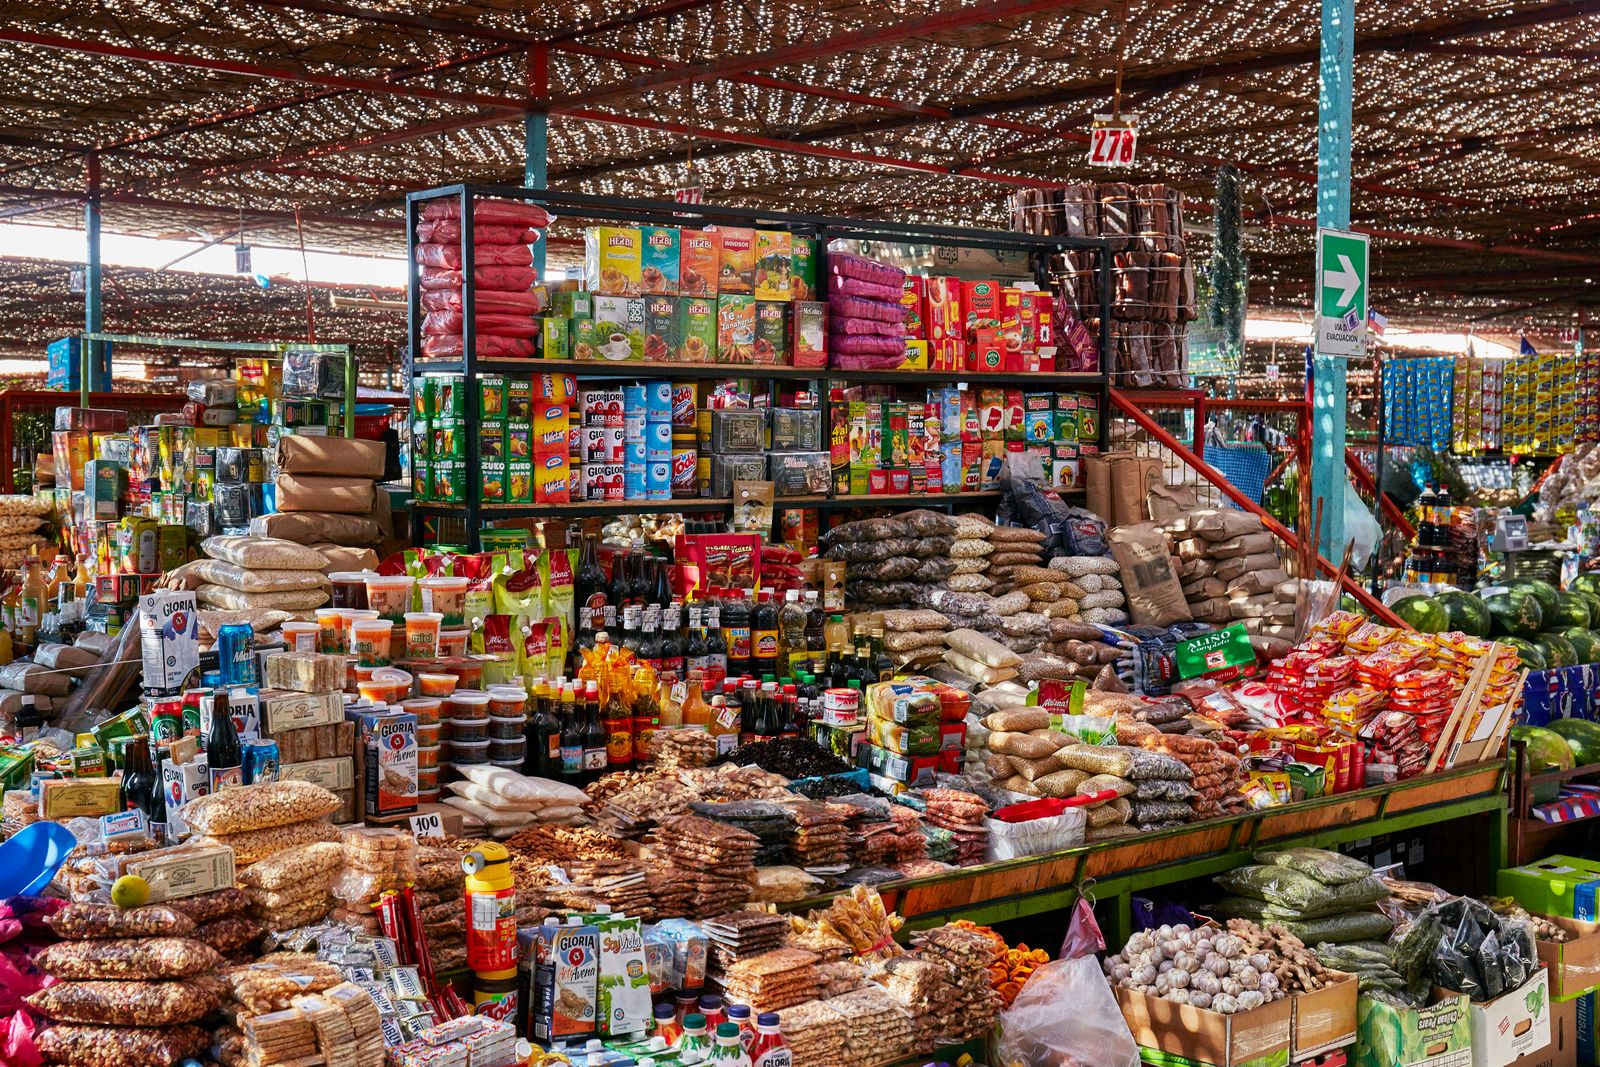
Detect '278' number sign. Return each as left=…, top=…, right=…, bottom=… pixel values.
left=1088, top=114, right=1139, bottom=167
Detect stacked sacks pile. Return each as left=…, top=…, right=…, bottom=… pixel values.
left=1211, top=848, right=1395, bottom=946
left=1117, top=718, right=1244, bottom=821
left=236, top=841, right=341, bottom=935
left=946, top=515, right=998, bottom=598
left=175, top=535, right=330, bottom=619
left=263, top=436, right=389, bottom=549
left=828, top=252, right=909, bottom=370
left=29, top=903, right=225, bottom=1066
left=330, top=828, right=417, bottom=928
left=440, top=765, right=588, bottom=838
left=1049, top=553, right=1129, bottom=625
left=825, top=514, right=956, bottom=608
left=0, top=494, right=53, bottom=569
left=185, top=780, right=342, bottom=868
left=1166, top=509, right=1299, bottom=656
left=416, top=197, right=552, bottom=359
left=878, top=609, right=952, bottom=672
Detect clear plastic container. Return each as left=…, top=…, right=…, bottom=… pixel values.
left=400, top=697, right=444, bottom=725
left=415, top=723, right=440, bottom=748
left=330, top=570, right=378, bottom=610
left=488, top=737, right=526, bottom=763
left=280, top=620, right=321, bottom=653
left=488, top=715, right=526, bottom=740
left=363, top=574, right=415, bottom=623
left=489, top=758, right=523, bottom=771
left=417, top=673, right=457, bottom=697
left=341, top=609, right=379, bottom=654
left=416, top=768, right=439, bottom=794
left=419, top=576, right=470, bottom=626
left=449, top=738, right=490, bottom=765
left=416, top=744, right=440, bottom=769
left=447, top=717, right=489, bottom=743
left=351, top=618, right=395, bottom=668
left=443, top=660, right=482, bottom=688
left=487, top=686, right=528, bottom=717
left=445, top=691, right=491, bottom=722
left=403, top=612, right=444, bottom=659
left=438, top=628, right=470, bottom=657
left=357, top=667, right=412, bottom=704
left=315, top=608, right=346, bottom=654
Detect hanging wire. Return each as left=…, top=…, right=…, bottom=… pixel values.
left=293, top=206, right=316, bottom=343
left=1111, top=0, right=1132, bottom=120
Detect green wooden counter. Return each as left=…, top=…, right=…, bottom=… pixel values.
left=786, top=758, right=1508, bottom=942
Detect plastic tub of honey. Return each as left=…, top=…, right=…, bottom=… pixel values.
left=443, top=661, right=484, bottom=689
left=449, top=738, right=490, bottom=766
left=438, top=627, right=470, bottom=657
left=487, top=686, right=528, bottom=717
left=400, top=697, right=444, bottom=725
left=417, top=673, right=457, bottom=697
left=488, top=736, right=525, bottom=763
left=488, top=715, right=525, bottom=741
left=357, top=667, right=412, bottom=705
left=416, top=767, right=439, bottom=793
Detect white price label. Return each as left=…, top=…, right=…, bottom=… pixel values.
left=408, top=812, right=444, bottom=840
left=1088, top=114, right=1139, bottom=167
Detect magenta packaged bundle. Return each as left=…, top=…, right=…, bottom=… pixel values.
left=422, top=289, right=546, bottom=315
left=829, top=250, right=906, bottom=289
left=828, top=292, right=904, bottom=324
left=834, top=276, right=904, bottom=302
left=831, top=334, right=905, bottom=356
left=414, top=243, right=532, bottom=270
left=831, top=316, right=905, bottom=338
left=419, top=264, right=539, bottom=293
left=421, top=334, right=538, bottom=359
left=416, top=220, right=541, bottom=245
left=421, top=198, right=555, bottom=228
left=830, top=348, right=906, bottom=370
left=422, top=311, right=536, bottom=336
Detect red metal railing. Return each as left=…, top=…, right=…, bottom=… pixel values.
left=1109, top=387, right=1404, bottom=627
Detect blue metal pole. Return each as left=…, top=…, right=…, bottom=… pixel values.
left=82, top=153, right=102, bottom=408
left=1311, top=0, right=1355, bottom=555
left=525, top=44, right=549, bottom=279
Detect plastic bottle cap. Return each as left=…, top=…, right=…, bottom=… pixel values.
left=716, top=1023, right=740, bottom=1039
left=757, top=1012, right=781, bottom=1027
left=726, top=1005, right=751, bottom=1020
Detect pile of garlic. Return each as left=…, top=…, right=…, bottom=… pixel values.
left=1102, top=924, right=1284, bottom=1014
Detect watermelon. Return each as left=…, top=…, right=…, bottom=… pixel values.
left=1509, top=725, right=1576, bottom=772
left=1501, top=636, right=1546, bottom=670
left=1552, top=592, right=1592, bottom=630
left=1393, top=595, right=1450, bottom=633
left=1537, top=633, right=1580, bottom=669
left=1564, top=628, right=1600, bottom=665
left=1572, top=574, right=1600, bottom=599
left=1434, top=591, right=1491, bottom=638
left=1505, top=579, right=1561, bottom=621
left=1485, top=589, right=1544, bottom=637
left=1547, top=718, right=1600, bottom=767
left=1575, top=591, right=1600, bottom=626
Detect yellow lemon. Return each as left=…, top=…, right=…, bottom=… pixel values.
left=110, top=874, right=149, bottom=909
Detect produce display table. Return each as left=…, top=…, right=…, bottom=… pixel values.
left=786, top=760, right=1507, bottom=941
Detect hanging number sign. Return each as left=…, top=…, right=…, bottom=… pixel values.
left=1088, top=114, right=1140, bottom=167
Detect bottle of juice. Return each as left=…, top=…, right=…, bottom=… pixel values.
left=749, top=1013, right=791, bottom=1067
left=708, top=1022, right=751, bottom=1067
left=675, top=1013, right=712, bottom=1060
left=652, top=1003, right=681, bottom=1045
left=680, top=670, right=710, bottom=730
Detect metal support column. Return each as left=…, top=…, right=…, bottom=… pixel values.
left=1311, top=0, right=1355, bottom=553
left=82, top=153, right=102, bottom=408
left=525, top=44, right=549, bottom=279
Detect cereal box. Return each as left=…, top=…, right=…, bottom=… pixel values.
left=643, top=295, right=679, bottom=363
left=679, top=297, right=716, bottom=363
left=592, top=296, right=644, bottom=361
left=753, top=230, right=792, bottom=300
left=791, top=235, right=820, bottom=301
left=680, top=229, right=719, bottom=296
left=638, top=225, right=680, bottom=296
left=584, top=226, right=642, bottom=296
left=348, top=707, right=416, bottom=818
left=716, top=295, right=757, bottom=363
left=714, top=226, right=756, bottom=293
left=753, top=301, right=788, bottom=365
left=793, top=300, right=827, bottom=368
left=528, top=918, right=599, bottom=1044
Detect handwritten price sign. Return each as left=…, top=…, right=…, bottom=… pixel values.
left=1088, top=114, right=1140, bottom=167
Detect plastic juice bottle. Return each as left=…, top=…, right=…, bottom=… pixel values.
left=652, top=1003, right=681, bottom=1044
left=708, top=1022, right=750, bottom=1066
left=698, top=995, right=726, bottom=1030
left=749, top=1013, right=790, bottom=1067
left=725, top=1005, right=755, bottom=1051
left=676, top=1013, right=712, bottom=1060
left=680, top=670, right=710, bottom=729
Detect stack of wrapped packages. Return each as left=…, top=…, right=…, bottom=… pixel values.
left=331, top=827, right=417, bottom=929
left=878, top=608, right=953, bottom=672
left=1211, top=848, right=1395, bottom=946
left=1049, top=551, right=1130, bottom=625
left=1165, top=508, right=1300, bottom=657
left=828, top=251, right=908, bottom=370
left=647, top=813, right=757, bottom=916
left=254, top=435, right=388, bottom=549
left=440, top=765, right=588, bottom=838
left=237, top=840, right=341, bottom=935
left=827, top=513, right=957, bottom=608
left=187, top=780, right=341, bottom=867
left=416, top=196, right=552, bottom=359
left=174, top=534, right=331, bottom=631
left=0, top=492, right=54, bottom=568
left=27, top=901, right=225, bottom=1067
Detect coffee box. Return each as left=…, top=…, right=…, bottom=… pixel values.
left=679, top=229, right=719, bottom=296
left=643, top=295, right=679, bottom=363
left=791, top=235, right=820, bottom=301
left=753, top=301, right=789, bottom=365
left=639, top=226, right=680, bottom=295
left=716, top=295, right=757, bottom=363
left=584, top=226, right=642, bottom=295
left=678, top=296, right=716, bottom=362
left=753, top=229, right=792, bottom=300
left=714, top=226, right=756, bottom=293
left=591, top=296, right=644, bottom=361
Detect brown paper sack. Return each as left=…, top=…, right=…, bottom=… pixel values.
left=273, top=474, right=377, bottom=515
left=1108, top=522, right=1192, bottom=626
left=276, top=435, right=386, bottom=479
left=1109, top=455, right=1165, bottom=527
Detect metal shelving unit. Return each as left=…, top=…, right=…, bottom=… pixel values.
left=406, top=184, right=1114, bottom=548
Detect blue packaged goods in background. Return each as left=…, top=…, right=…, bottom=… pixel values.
left=217, top=623, right=257, bottom=687
left=243, top=739, right=279, bottom=784
left=47, top=337, right=112, bottom=392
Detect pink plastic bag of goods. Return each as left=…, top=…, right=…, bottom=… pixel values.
left=421, top=334, right=537, bottom=359
left=830, top=316, right=906, bottom=338
left=421, top=199, right=554, bottom=228
left=416, top=220, right=540, bottom=245
left=2, top=1010, right=41, bottom=1067
left=414, top=242, right=533, bottom=270
left=419, top=265, right=538, bottom=293
left=827, top=250, right=905, bottom=288
left=829, top=349, right=905, bottom=370
left=830, top=334, right=905, bottom=356
left=833, top=276, right=904, bottom=302
left=422, top=311, right=536, bottom=337
left=421, top=288, right=547, bottom=315
left=827, top=292, right=905, bottom=323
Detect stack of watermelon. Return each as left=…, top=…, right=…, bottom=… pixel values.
left=1392, top=577, right=1600, bottom=672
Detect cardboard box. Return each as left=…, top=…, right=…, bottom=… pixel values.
left=258, top=689, right=343, bottom=734
left=639, top=226, right=680, bottom=295
left=753, top=229, right=792, bottom=300
left=1116, top=984, right=1292, bottom=1067
left=715, top=227, right=756, bottom=293
left=643, top=295, right=680, bottom=362
left=1498, top=857, right=1600, bottom=920
left=585, top=226, right=642, bottom=295
left=1534, top=917, right=1600, bottom=1001
left=1356, top=991, right=1472, bottom=1067
left=280, top=756, right=355, bottom=792
left=679, top=296, right=717, bottom=362
left=1450, top=968, right=1552, bottom=1067
left=1516, top=995, right=1577, bottom=1067
left=1294, top=971, right=1359, bottom=1060
left=716, top=295, right=757, bottom=363
left=679, top=229, right=719, bottom=296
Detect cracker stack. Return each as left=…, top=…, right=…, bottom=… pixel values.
left=718, top=946, right=822, bottom=1012
left=871, top=955, right=962, bottom=1054
left=830, top=984, right=915, bottom=1063
left=916, top=787, right=989, bottom=866
left=647, top=814, right=759, bottom=916
left=775, top=1000, right=847, bottom=1063
left=784, top=800, right=854, bottom=869
left=703, top=911, right=790, bottom=971
left=690, top=799, right=794, bottom=867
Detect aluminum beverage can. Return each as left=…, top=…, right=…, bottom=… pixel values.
left=243, top=739, right=279, bottom=785
left=181, top=688, right=210, bottom=737
left=150, top=698, right=183, bottom=744
left=217, top=623, right=257, bottom=686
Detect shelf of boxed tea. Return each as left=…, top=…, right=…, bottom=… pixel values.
left=411, top=357, right=1104, bottom=389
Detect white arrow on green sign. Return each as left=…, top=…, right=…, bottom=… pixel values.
left=1315, top=227, right=1370, bottom=357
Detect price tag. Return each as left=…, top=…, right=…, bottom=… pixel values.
left=1265, top=363, right=1280, bottom=381
left=408, top=812, right=444, bottom=841
left=1088, top=114, right=1139, bottom=167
